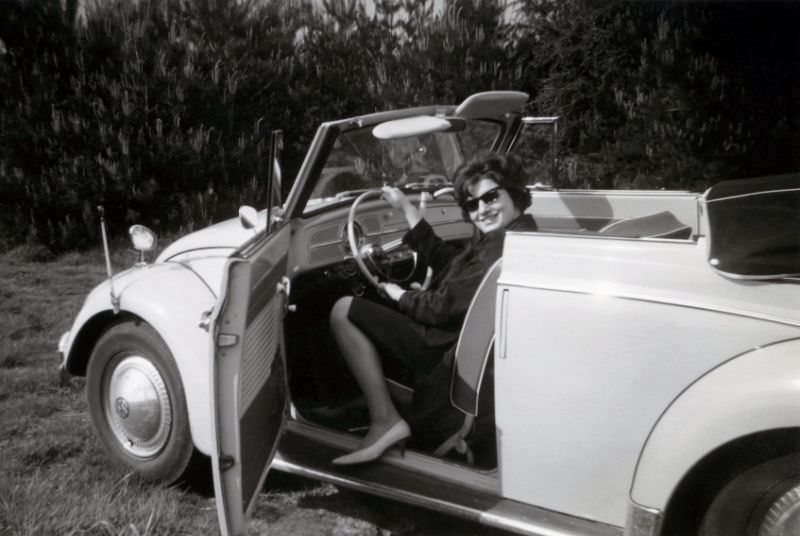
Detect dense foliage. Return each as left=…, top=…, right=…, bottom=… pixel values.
left=0, top=0, right=797, bottom=251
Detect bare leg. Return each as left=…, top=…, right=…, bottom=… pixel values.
left=329, top=296, right=405, bottom=448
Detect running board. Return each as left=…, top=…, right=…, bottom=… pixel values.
left=272, top=430, right=622, bottom=536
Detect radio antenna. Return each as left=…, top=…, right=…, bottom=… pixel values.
left=98, top=206, right=120, bottom=313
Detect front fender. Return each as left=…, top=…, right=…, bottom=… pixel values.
left=630, top=337, right=800, bottom=512
left=62, top=262, right=218, bottom=455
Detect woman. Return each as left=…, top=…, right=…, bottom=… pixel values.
left=329, top=151, right=536, bottom=465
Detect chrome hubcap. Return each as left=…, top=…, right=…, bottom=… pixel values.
left=105, top=355, right=172, bottom=458
left=759, top=486, right=800, bottom=536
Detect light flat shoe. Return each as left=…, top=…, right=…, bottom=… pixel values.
left=332, top=419, right=411, bottom=465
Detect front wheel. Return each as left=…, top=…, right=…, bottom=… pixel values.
left=699, top=454, right=800, bottom=536
left=87, top=320, right=194, bottom=483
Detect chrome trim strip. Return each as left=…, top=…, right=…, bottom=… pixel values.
left=624, top=501, right=662, bottom=536
left=498, top=280, right=800, bottom=328
left=705, top=186, right=800, bottom=203
left=534, top=189, right=692, bottom=197
left=162, top=245, right=236, bottom=262
left=480, top=509, right=621, bottom=536
left=507, top=229, right=695, bottom=245
left=308, top=238, right=341, bottom=249
left=709, top=266, right=800, bottom=281
left=271, top=455, right=623, bottom=536
left=173, top=260, right=219, bottom=298
left=271, top=456, right=484, bottom=521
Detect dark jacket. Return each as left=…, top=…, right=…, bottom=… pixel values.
left=396, top=214, right=536, bottom=348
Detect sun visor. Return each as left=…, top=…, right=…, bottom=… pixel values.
left=454, top=91, right=529, bottom=119
left=372, top=116, right=452, bottom=139
left=705, top=173, right=800, bottom=278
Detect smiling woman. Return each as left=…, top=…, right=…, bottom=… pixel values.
left=328, top=151, right=536, bottom=466
left=453, top=152, right=532, bottom=233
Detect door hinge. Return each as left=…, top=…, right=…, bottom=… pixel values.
left=220, top=454, right=235, bottom=472
left=217, top=333, right=239, bottom=347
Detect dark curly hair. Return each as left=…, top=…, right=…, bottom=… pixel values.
left=453, top=151, right=531, bottom=221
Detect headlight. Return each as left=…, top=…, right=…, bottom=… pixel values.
left=129, top=224, right=157, bottom=264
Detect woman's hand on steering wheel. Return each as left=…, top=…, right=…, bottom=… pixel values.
left=379, top=281, right=406, bottom=302
left=382, top=186, right=422, bottom=229
left=348, top=187, right=432, bottom=292
left=380, top=264, right=433, bottom=301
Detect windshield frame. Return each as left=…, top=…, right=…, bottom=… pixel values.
left=283, top=105, right=521, bottom=220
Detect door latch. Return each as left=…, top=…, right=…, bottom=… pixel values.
left=197, top=309, right=212, bottom=332
left=277, top=276, right=296, bottom=313
left=217, top=333, right=239, bottom=347
left=276, top=275, right=291, bottom=296
left=219, top=454, right=235, bottom=472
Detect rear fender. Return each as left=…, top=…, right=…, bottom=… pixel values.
left=630, top=338, right=800, bottom=511
left=63, top=263, right=217, bottom=455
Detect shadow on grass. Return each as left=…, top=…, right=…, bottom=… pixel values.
left=176, top=451, right=215, bottom=498
left=299, top=486, right=505, bottom=536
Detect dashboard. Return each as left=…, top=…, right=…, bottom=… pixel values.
left=292, top=197, right=473, bottom=276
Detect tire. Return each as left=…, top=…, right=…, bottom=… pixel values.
left=699, top=454, right=800, bottom=536
left=87, top=319, right=194, bottom=483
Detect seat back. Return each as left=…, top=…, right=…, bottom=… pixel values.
left=598, top=210, right=692, bottom=239
left=450, top=258, right=502, bottom=416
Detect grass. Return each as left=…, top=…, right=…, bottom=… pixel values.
left=0, top=245, right=499, bottom=535
left=0, top=245, right=220, bottom=535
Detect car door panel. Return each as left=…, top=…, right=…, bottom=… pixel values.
left=211, top=224, right=291, bottom=536
left=495, top=230, right=800, bottom=526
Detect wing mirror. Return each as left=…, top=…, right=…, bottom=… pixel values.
left=239, top=205, right=259, bottom=233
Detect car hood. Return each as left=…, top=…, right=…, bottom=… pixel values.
left=156, top=210, right=267, bottom=262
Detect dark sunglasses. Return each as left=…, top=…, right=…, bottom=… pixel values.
left=462, top=187, right=502, bottom=213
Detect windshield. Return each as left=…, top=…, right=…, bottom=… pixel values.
left=304, top=119, right=501, bottom=212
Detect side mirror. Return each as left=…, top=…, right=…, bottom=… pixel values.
left=238, top=205, right=259, bottom=233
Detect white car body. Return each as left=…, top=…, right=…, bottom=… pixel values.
left=59, top=92, right=800, bottom=536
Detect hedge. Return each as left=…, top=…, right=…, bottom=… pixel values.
left=1, top=0, right=797, bottom=252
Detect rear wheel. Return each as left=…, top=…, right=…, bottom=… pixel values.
left=699, top=454, right=800, bottom=536
left=87, top=320, right=194, bottom=483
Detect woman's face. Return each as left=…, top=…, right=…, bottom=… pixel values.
left=464, top=178, right=521, bottom=234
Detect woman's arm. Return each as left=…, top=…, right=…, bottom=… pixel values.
left=382, top=186, right=421, bottom=228
left=382, top=187, right=463, bottom=272
left=396, top=234, right=504, bottom=328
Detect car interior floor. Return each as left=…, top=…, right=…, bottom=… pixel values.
left=283, top=265, right=498, bottom=470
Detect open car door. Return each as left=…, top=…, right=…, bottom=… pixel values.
left=210, top=222, right=292, bottom=536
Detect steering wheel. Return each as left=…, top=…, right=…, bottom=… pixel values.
left=346, top=189, right=431, bottom=291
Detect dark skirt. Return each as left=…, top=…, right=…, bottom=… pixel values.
left=347, top=297, right=470, bottom=450
left=347, top=296, right=455, bottom=386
